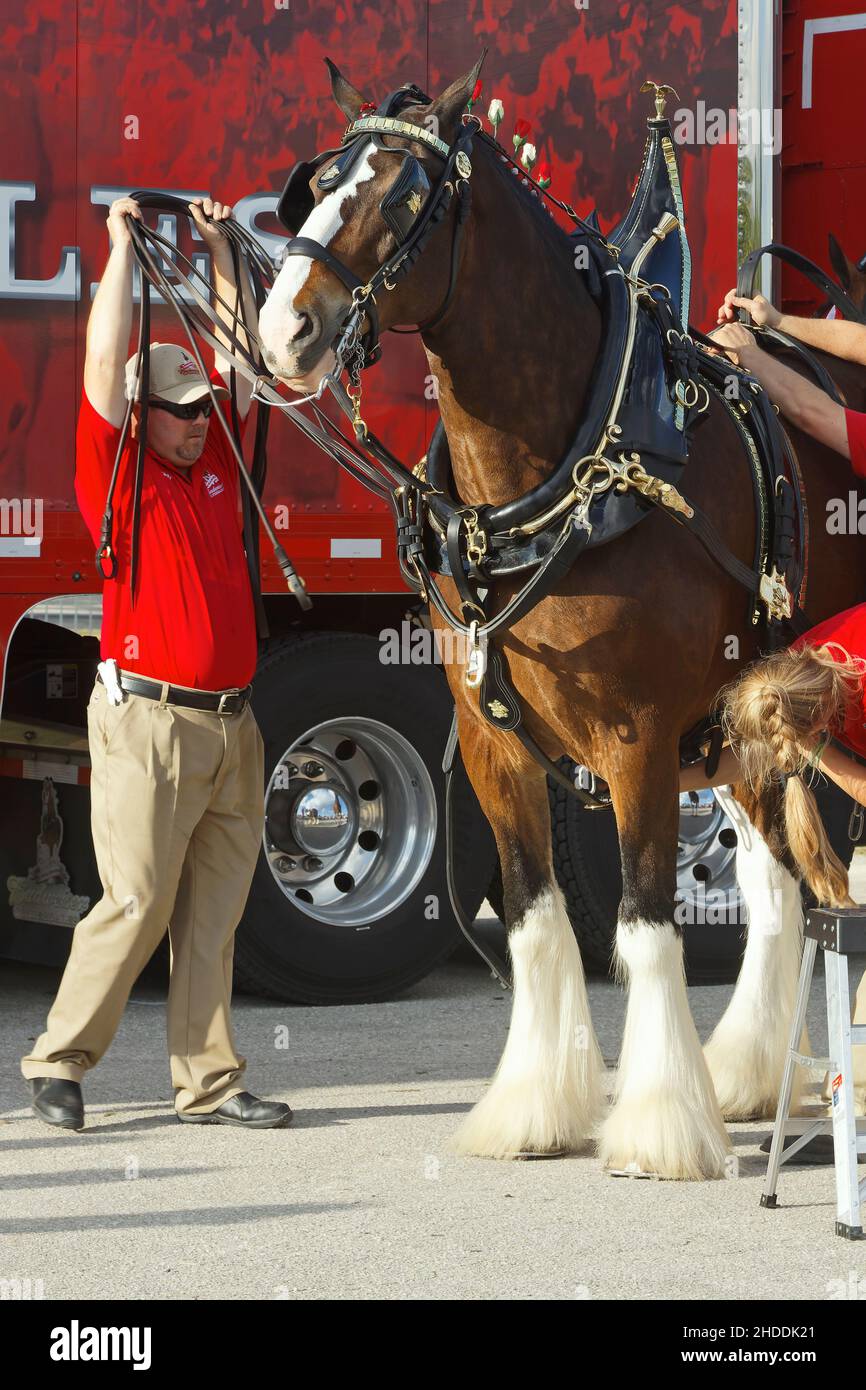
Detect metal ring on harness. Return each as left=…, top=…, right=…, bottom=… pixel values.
left=674, top=378, right=700, bottom=409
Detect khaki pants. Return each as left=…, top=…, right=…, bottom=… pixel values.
left=21, top=678, right=265, bottom=1115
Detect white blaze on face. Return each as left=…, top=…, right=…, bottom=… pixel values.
left=259, top=141, right=378, bottom=377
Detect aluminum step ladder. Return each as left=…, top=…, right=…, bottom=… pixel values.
left=761, top=906, right=866, bottom=1239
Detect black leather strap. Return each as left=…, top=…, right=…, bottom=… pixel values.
left=477, top=646, right=612, bottom=809
left=737, top=242, right=866, bottom=327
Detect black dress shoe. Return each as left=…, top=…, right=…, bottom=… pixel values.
left=30, top=1078, right=84, bottom=1131
left=176, top=1091, right=293, bottom=1129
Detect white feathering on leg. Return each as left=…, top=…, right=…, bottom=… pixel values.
left=600, top=920, right=730, bottom=1180
left=449, top=885, right=605, bottom=1158
left=704, top=787, right=807, bottom=1120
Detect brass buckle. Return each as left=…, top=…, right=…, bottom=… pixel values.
left=463, top=509, right=488, bottom=568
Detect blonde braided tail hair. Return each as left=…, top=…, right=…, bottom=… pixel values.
left=719, top=642, right=866, bottom=908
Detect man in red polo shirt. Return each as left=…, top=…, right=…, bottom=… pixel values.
left=21, top=195, right=292, bottom=1131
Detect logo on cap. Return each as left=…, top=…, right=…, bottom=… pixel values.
left=177, top=358, right=200, bottom=377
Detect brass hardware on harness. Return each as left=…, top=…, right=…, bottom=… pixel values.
left=651, top=211, right=680, bottom=243
left=347, top=115, right=451, bottom=158
left=351, top=283, right=375, bottom=307
left=488, top=699, right=509, bottom=719
left=455, top=151, right=472, bottom=180
left=610, top=455, right=695, bottom=518
left=759, top=567, right=794, bottom=622
left=463, top=509, right=488, bottom=567
left=640, top=80, right=680, bottom=120
left=413, top=455, right=428, bottom=482
left=347, top=382, right=367, bottom=437
left=465, top=619, right=487, bottom=688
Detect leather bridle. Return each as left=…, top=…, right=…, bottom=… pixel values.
left=276, top=84, right=479, bottom=375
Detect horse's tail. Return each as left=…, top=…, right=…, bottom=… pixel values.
left=719, top=642, right=862, bottom=907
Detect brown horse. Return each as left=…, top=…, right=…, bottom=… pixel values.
left=259, top=60, right=866, bottom=1178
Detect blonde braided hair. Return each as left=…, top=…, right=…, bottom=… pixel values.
left=719, top=643, right=865, bottom=907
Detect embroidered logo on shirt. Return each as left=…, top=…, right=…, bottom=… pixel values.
left=203, top=469, right=224, bottom=498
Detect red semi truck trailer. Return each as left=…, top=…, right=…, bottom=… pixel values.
left=1, top=0, right=864, bottom=1002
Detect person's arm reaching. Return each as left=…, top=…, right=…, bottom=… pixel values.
left=716, top=289, right=866, bottom=367
left=84, top=197, right=142, bottom=428
left=707, top=321, right=852, bottom=460
left=678, top=737, right=866, bottom=807
left=188, top=197, right=257, bottom=420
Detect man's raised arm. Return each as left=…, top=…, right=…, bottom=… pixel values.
left=188, top=198, right=257, bottom=420
left=84, top=197, right=142, bottom=427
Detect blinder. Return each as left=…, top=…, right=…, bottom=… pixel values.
left=277, top=133, right=432, bottom=247
left=272, top=81, right=471, bottom=369
left=277, top=150, right=338, bottom=238
left=379, top=155, right=431, bottom=244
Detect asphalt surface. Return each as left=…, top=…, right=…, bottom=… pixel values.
left=3, top=917, right=866, bottom=1302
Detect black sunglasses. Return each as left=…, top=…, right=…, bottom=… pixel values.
left=147, top=397, right=214, bottom=420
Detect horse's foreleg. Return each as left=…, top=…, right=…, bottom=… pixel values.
left=449, top=742, right=605, bottom=1158
left=599, top=741, right=730, bottom=1180
left=703, top=784, right=807, bottom=1119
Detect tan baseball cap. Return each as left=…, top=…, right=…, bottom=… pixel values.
left=124, top=343, right=229, bottom=404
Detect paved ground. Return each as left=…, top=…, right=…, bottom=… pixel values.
left=3, top=928, right=866, bottom=1301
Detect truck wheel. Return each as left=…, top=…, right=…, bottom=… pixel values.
left=547, top=764, right=746, bottom=983
left=234, top=632, right=496, bottom=1003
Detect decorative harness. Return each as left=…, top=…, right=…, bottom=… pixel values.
left=268, top=81, right=832, bottom=807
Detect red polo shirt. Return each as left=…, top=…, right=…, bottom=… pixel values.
left=791, top=603, right=866, bottom=758
left=786, top=411, right=866, bottom=756
left=75, top=370, right=258, bottom=690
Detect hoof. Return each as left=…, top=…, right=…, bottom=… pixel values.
left=448, top=1077, right=601, bottom=1160
left=599, top=1089, right=731, bottom=1182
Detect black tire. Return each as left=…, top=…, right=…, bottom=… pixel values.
left=491, top=764, right=865, bottom=984
left=549, top=772, right=747, bottom=984
left=234, top=632, right=496, bottom=1004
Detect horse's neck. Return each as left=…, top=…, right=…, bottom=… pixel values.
left=421, top=156, right=602, bottom=508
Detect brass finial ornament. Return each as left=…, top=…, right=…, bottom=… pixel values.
left=639, top=80, right=679, bottom=120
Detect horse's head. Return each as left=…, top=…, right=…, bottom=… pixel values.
left=259, top=56, right=483, bottom=388
left=828, top=233, right=866, bottom=315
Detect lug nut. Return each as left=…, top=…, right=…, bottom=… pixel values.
left=302, top=761, right=324, bottom=778
left=302, top=855, right=323, bottom=872
left=276, top=856, right=296, bottom=873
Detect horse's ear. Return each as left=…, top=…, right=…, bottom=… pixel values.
left=325, top=56, right=366, bottom=123
left=828, top=232, right=853, bottom=290
left=428, top=49, right=487, bottom=139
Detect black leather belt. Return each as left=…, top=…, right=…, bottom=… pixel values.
left=97, top=670, right=252, bottom=714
